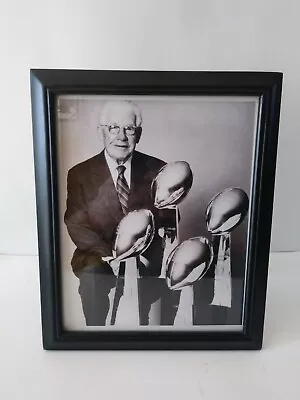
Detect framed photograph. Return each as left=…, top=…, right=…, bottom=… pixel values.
left=30, top=69, right=282, bottom=350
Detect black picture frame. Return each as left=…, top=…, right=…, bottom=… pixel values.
left=30, top=69, right=282, bottom=350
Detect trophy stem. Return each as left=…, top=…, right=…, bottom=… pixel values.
left=160, top=236, right=174, bottom=278
left=211, top=233, right=232, bottom=308
left=114, top=257, right=140, bottom=326
left=159, top=206, right=179, bottom=278
left=174, top=285, right=194, bottom=326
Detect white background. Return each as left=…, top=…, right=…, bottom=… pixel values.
left=1, top=1, right=300, bottom=399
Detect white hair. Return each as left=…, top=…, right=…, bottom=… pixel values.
left=99, top=100, right=142, bottom=126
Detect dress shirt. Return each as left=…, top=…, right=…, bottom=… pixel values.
left=104, top=150, right=132, bottom=189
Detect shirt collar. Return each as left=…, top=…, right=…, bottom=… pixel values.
left=104, top=150, right=132, bottom=172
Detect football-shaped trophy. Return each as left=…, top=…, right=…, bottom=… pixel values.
left=206, top=187, right=249, bottom=235
left=206, top=188, right=249, bottom=307
left=166, top=237, right=212, bottom=290
left=109, top=209, right=155, bottom=326
left=113, top=209, right=155, bottom=261
left=165, top=237, right=212, bottom=325
left=151, top=161, right=193, bottom=275
left=152, top=161, right=193, bottom=209
left=151, top=161, right=194, bottom=326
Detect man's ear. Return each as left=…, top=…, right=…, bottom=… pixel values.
left=135, top=126, right=142, bottom=143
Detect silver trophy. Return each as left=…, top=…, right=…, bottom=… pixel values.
left=151, top=161, right=193, bottom=276
left=107, top=209, right=155, bottom=326
left=152, top=161, right=193, bottom=210
left=151, top=161, right=194, bottom=325
left=205, top=187, right=249, bottom=307
left=166, top=237, right=213, bottom=325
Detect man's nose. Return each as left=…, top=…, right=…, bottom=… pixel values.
left=118, top=127, right=127, bottom=140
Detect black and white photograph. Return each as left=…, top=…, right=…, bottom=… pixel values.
left=56, top=94, right=257, bottom=331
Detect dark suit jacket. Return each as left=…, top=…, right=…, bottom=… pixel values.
left=64, top=150, right=166, bottom=277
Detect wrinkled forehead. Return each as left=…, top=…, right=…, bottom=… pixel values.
left=100, top=102, right=140, bottom=126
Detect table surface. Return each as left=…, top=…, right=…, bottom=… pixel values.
left=0, top=252, right=299, bottom=400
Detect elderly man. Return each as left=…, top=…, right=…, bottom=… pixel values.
left=64, top=100, right=175, bottom=326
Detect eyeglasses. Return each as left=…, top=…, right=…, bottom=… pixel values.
left=100, top=124, right=138, bottom=136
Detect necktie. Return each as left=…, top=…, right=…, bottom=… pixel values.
left=116, top=165, right=129, bottom=214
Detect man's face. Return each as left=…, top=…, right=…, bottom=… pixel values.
left=101, top=103, right=141, bottom=163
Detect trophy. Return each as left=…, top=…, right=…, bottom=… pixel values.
left=205, top=187, right=249, bottom=307
left=152, top=161, right=193, bottom=209
left=166, top=237, right=213, bottom=325
left=151, top=161, right=193, bottom=277
left=152, top=160, right=195, bottom=325
left=107, top=209, right=155, bottom=326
